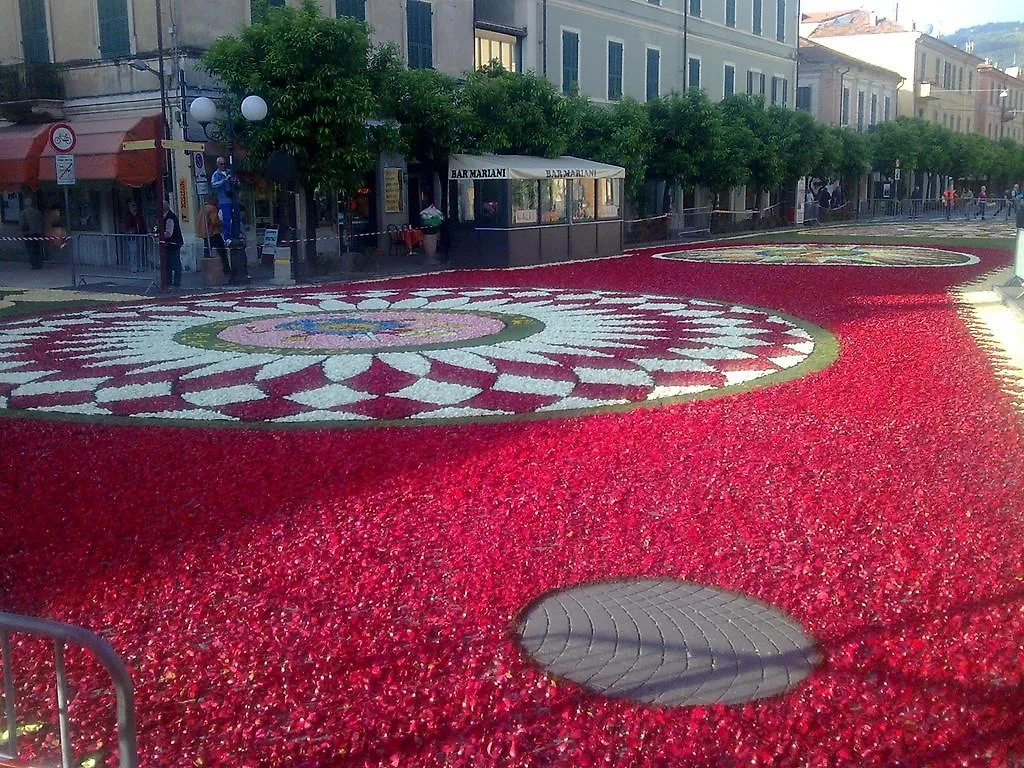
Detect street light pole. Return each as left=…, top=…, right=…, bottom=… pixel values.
left=155, top=0, right=169, bottom=290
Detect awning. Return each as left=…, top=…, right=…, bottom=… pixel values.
left=38, top=114, right=162, bottom=187
left=0, top=123, right=51, bottom=192
left=449, top=154, right=626, bottom=181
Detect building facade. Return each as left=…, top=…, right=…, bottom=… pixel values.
left=975, top=64, right=1024, bottom=144
left=796, top=37, right=902, bottom=130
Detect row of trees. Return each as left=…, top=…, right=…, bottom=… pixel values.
left=204, top=0, right=1024, bottom=234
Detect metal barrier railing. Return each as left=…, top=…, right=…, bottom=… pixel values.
left=72, top=233, right=159, bottom=292
left=0, top=613, right=137, bottom=768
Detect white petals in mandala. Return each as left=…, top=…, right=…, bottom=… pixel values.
left=0, top=287, right=835, bottom=426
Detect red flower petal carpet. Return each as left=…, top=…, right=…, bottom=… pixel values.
left=1, top=242, right=1021, bottom=767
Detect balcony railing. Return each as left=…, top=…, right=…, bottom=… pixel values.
left=0, top=62, right=65, bottom=103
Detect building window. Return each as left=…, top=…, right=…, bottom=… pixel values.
left=934, top=56, right=940, bottom=83
left=956, top=115, right=961, bottom=131
left=753, top=0, right=762, bottom=35
left=958, top=67, right=963, bottom=92
left=476, top=31, right=518, bottom=72
left=776, top=0, right=785, bottom=42
left=98, top=0, right=130, bottom=58
left=562, top=30, right=579, bottom=94
left=968, top=72, right=973, bottom=92
left=19, top=0, right=49, bottom=63
left=856, top=90, right=864, bottom=130
left=758, top=72, right=766, bottom=96
left=689, top=0, right=701, bottom=16
left=688, top=57, right=701, bottom=90
left=796, top=85, right=811, bottom=111
left=884, top=95, right=891, bottom=120
left=724, top=64, right=735, bottom=98
left=726, top=0, right=736, bottom=26
left=771, top=76, right=779, bottom=104
left=407, top=1, right=433, bottom=69
left=841, top=87, right=850, bottom=125
left=646, top=47, right=660, bottom=101
left=336, top=0, right=365, bottom=20
left=607, top=40, right=623, bottom=101
left=870, top=93, right=877, bottom=125
left=966, top=118, right=970, bottom=132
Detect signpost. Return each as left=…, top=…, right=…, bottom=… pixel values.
left=50, top=125, right=76, bottom=279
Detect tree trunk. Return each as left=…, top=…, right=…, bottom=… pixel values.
left=303, top=185, right=317, bottom=268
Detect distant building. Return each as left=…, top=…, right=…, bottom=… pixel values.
left=797, top=37, right=902, bottom=130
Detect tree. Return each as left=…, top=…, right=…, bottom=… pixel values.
left=460, top=64, right=575, bottom=157
left=202, top=0, right=401, bottom=262
left=718, top=95, right=785, bottom=208
left=647, top=90, right=723, bottom=211
left=566, top=97, right=652, bottom=206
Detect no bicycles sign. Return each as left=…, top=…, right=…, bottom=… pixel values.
left=49, top=123, right=76, bottom=153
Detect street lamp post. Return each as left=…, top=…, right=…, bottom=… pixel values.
left=188, top=94, right=268, bottom=283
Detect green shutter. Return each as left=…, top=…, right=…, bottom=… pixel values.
left=98, top=0, right=130, bottom=58
left=20, top=0, right=49, bottom=63
left=407, top=1, right=432, bottom=69
left=561, top=32, right=578, bottom=94
left=336, top=0, right=365, bottom=21
left=607, top=41, right=622, bottom=101
left=646, top=48, right=659, bottom=101
left=753, top=0, right=762, bottom=35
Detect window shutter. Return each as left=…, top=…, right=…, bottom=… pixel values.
left=98, top=0, right=130, bottom=58
left=407, top=1, right=433, bottom=69
left=337, top=0, right=365, bottom=21
left=19, top=0, right=49, bottom=63
left=753, top=0, right=762, bottom=35
left=782, top=78, right=788, bottom=105
left=561, top=32, right=578, bottom=94
left=607, top=41, right=622, bottom=101
left=646, top=48, right=659, bottom=101
left=746, top=70, right=753, bottom=95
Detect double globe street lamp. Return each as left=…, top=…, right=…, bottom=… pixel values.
left=188, top=94, right=268, bottom=283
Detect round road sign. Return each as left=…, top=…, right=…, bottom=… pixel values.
left=50, top=123, right=76, bottom=153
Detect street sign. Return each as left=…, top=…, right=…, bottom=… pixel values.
left=122, top=139, right=157, bottom=151
left=161, top=139, right=206, bottom=152
left=193, top=152, right=210, bottom=196
left=55, top=154, right=76, bottom=186
left=50, top=123, right=76, bottom=153
left=894, top=168, right=901, bottom=181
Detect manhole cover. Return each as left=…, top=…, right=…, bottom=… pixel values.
left=516, top=580, right=820, bottom=706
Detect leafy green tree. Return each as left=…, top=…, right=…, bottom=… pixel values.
left=461, top=64, right=575, bottom=157
left=202, top=0, right=401, bottom=260
left=772, top=106, right=825, bottom=186
left=718, top=95, right=785, bottom=207
left=647, top=90, right=722, bottom=210
left=566, top=97, right=652, bottom=205
left=834, top=128, right=870, bottom=205
left=701, top=104, right=753, bottom=207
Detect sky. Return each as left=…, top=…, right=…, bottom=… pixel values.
left=799, top=0, right=1022, bottom=36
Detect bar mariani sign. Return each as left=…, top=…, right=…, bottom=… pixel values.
left=448, top=154, right=624, bottom=182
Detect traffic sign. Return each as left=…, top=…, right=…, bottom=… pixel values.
left=193, top=152, right=210, bottom=196
left=894, top=168, right=901, bottom=181
left=50, top=123, right=76, bottom=153
left=55, top=154, right=76, bottom=186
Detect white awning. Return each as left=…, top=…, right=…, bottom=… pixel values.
left=448, top=154, right=625, bottom=181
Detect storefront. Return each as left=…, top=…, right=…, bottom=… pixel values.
left=447, top=154, right=624, bottom=268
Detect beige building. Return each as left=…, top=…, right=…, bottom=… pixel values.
left=804, top=9, right=983, bottom=136
left=797, top=37, right=902, bottom=130
left=0, top=0, right=474, bottom=263
left=975, top=64, right=1024, bottom=144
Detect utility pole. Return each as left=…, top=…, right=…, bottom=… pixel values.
left=155, top=0, right=170, bottom=290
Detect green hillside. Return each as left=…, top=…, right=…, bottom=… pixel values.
left=941, top=22, right=1024, bottom=69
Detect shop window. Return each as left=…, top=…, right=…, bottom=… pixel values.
left=562, top=31, right=579, bottom=95
left=19, top=0, right=49, bottom=63
left=98, top=0, right=130, bottom=59
left=597, top=179, right=620, bottom=220
left=511, top=180, right=538, bottom=225
left=457, top=180, right=475, bottom=223
left=541, top=179, right=566, bottom=224
left=68, top=189, right=103, bottom=232
left=726, top=0, right=736, bottom=27
left=607, top=40, right=623, bottom=101
left=1, top=193, right=21, bottom=224
left=407, top=0, right=433, bottom=70
left=646, top=48, right=660, bottom=102
left=724, top=65, right=735, bottom=98
left=776, top=0, right=785, bottom=41
left=475, top=180, right=504, bottom=226
left=571, top=179, right=596, bottom=222
left=753, top=0, right=762, bottom=35
left=336, top=0, right=365, bottom=20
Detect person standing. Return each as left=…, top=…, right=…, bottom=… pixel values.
left=210, top=157, right=238, bottom=244
left=122, top=199, right=148, bottom=272
left=197, top=197, right=230, bottom=277
left=976, top=185, right=988, bottom=220
left=942, top=185, right=957, bottom=221
left=20, top=197, right=44, bottom=270
left=159, top=199, right=184, bottom=289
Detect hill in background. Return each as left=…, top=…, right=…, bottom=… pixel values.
left=941, top=22, right=1024, bottom=70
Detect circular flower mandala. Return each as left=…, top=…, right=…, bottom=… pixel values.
left=0, top=287, right=835, bottom=426
left=654, top=243, right=979, bottom=267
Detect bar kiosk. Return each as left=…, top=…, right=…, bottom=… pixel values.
left=447, top=154, right=625, bottom=268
